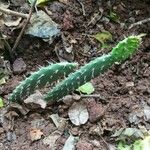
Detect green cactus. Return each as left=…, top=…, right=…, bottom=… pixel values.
left=9, top=62, right=78, bottom=102
left=44, top=35, right=143, bottom=102
left=9, top=35, right=144, bottom=104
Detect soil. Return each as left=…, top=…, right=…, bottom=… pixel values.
left=0, top=0, right=150, bottom=150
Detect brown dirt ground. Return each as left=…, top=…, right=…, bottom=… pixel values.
left=0, top=0, right=150, bottom=149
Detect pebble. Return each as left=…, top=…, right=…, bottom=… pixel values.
left=13, top=58, right=26, bottom=74
left=86, top=99, right=104, bottom=122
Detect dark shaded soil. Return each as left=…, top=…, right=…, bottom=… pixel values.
left=0, top=0, right=150, bottom=149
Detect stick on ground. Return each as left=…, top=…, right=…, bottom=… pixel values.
left=129, top=17, right=150, bottom=29
left=11, top=0, right=37, bottom=53
left=0, top=7, right=28, bottom=19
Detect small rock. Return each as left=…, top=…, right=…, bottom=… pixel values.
left=13, top=58, right=26, bottom=74
left=126, top=82, right=134, bottom=87
left=86, top=99, right=104, bottom=122
left=76, top=140, right=93, bottom=150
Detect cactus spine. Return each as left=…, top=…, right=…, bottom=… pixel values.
left=9, top=62, right=78, bottom=102
left=44, top=35, right=142, bottom=102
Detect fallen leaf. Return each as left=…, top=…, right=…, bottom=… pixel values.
left=77, top=82, right=95, bottom=94
left=112, top=128, right=145, bottom=140
left=4, top=17, right=22, bottom=27
left=8, top=103, right=29, bottom=115
left=63, top=134, right=78, bottom=150
left=50, top=114, right=66, bottom=131
left=43, top=131, right=62, bottom=149
left=94, top=31, right=112, bottom=44
left=68, top=101, right=89, bottom=126
left=24, top=90, right=47, bottom=109
left=30, top=128, right=43, bottom=141
left=108, top=10, right=120, bottom=23
left=0, top=1, right=9, bottom=7
left=117, top=134, right=150, bottom=150
left=5, top=111, right=19, bottom=119
left=0, top=78, right=6, bottom=85
left=117, top=141, right=131, bottom=150
left=128, top=104, right=150, bottom=124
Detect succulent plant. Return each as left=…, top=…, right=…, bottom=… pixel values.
left=9, top=35, right=144, bottom=104
left=45, top=35, right=143, bottom=102
left=9, top=62, right=78, bottom=102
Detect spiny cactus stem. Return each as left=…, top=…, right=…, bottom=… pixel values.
left=44, top=35, right=142, bottom=102
left=9, top=62, right=78, bottom=102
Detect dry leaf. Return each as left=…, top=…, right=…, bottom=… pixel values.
left=30, top=128, right=43, bottom=141
left=43, top=131, right=62, bottom=149
left=63, top=134, right=78, bottom=150
left=50, top=114, right=66, bottom=131
left=4, top=17, right=22, bottom=27
left=24, top=90, right=47, bottom=109
left=68, top=102, right=89, bottom=126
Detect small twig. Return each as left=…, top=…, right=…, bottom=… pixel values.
left=81, top=94, right=106, bottom=100
left=43, top=6, right=52, bottom=16
left=129, top=17, right=150, bottom=29
left=76, top=0, right=86, bottom=16
left=11, top=0, right=37, bottom=53
left=0, top=7, right=28, bottom=19
left=87, top=8, right=103, bottom=27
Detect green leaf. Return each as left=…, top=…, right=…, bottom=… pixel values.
left=117, top=135, right=150, bottom=150
left=0, top=78, right=6, bottom=85
left=77, top=82, right=95, bottom=94
left=108, top=10, right=120, bottom=23
left=0, top=97, right=4, bottom=108
left=94, top=31, right=112, bottom=44
left=118, top=141, right=132, bottom=150
left=28, top=0, right=54, bottom=7
left=133, top=140, right=142, bottom=150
